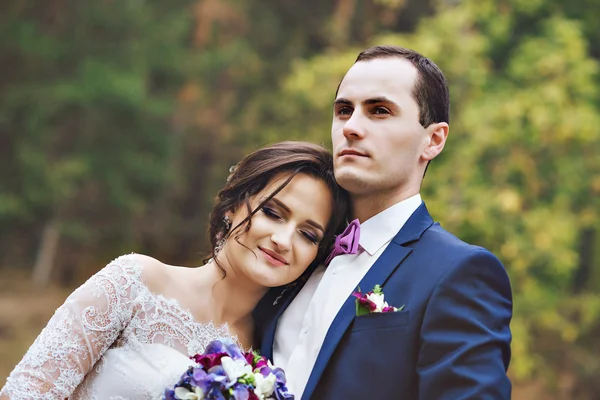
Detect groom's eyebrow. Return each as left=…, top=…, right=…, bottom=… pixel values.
left=334, top=97, right=398, bottom=107
left=364, top=96, right=395, bottom=105
left=333, top=98, right=353, bottom=107
left=271, top=198, right=325, bottom=233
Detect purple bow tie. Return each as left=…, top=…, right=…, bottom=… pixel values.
left=324, top=219, right=361, bottom=266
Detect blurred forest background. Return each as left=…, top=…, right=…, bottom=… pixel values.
left=1, top=0, right=599, bottom=398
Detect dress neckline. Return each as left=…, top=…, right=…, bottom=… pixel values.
left=120, top=254, right=247, bottom=352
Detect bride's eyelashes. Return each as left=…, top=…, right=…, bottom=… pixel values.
left=300, top=230, right=319, bottom=245
left=261, top=206, right=281, bottom=220
left=261, top=205, right=321, bottom=245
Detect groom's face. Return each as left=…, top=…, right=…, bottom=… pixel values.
left=332, top=57, right=431, bottom=197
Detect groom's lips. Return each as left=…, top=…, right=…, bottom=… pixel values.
left=339, top=149, right=368, bottom=158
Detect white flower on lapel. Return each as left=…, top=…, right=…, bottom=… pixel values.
left=353, top=284, right=405, bottom=316
left=366, top=292, right=388, bottom=312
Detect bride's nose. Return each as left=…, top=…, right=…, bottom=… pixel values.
left=270, top=224, right=293, bottom=252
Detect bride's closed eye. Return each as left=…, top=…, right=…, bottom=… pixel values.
left=262, top=205, right=320, bottom=245
left=300, top=230, right=319, bottom=245
left=261, top=206, right=281, bottom=220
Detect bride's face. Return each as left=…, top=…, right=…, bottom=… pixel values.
left=219, top=172, right=333, bottom=288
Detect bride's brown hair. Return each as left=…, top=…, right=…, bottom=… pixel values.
left=207, top=141, right=349, bottom=272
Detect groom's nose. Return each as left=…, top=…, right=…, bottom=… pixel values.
left=342, top=110, right=367, bottom=141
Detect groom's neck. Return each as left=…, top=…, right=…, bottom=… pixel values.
left=352, top=186, right=420, bottom=223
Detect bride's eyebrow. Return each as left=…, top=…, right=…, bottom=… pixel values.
left=270, top=198, right=325, bottom=233
left=269, top=198, right=291, bottom=213
left=306, top=220, right=325, bottom=234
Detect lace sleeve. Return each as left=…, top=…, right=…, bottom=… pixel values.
left=0, top=255, right=142, bottom=400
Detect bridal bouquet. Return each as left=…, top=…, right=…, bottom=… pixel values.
left=164, top=339, right=294, bottom=400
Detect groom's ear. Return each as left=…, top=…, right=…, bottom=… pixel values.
left=421, top=122, right=449, bottom=162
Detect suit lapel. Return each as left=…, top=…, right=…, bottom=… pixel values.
left=301, top=203, right=434, bottom=400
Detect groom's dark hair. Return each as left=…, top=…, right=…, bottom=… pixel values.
left=339, top=45, right=450, bottom=128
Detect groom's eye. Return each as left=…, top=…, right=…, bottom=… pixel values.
left=372, top=106, right=390, bottom=115
left=337, top=107, right=353, bottom=116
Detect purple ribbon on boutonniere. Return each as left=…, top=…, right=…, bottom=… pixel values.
left=324, top=218, right=361, bottom=267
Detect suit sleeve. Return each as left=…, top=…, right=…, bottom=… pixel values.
left=416, top=248, right=513, bottom=400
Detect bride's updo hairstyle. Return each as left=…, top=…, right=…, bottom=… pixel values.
left=208, top=141, right=349, bottom=269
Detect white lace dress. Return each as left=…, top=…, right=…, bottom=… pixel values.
left=0, top=254, right=242, bottom=400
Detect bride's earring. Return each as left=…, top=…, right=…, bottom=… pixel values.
left=214, top=215, right=232, bottom=255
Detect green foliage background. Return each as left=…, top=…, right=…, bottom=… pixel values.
left=1, top=0, right=599, bottom=397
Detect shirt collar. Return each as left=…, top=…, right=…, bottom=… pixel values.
left=358, top=194, right=422, bottom=256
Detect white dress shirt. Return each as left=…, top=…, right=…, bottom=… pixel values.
left=273, top=194, right=422, bottom=398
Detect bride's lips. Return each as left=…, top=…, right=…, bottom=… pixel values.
left=258, top=247, right=289, bottom=267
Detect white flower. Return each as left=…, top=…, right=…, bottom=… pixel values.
left=221, top=356, right=252, bottom=381
left=254, top=372, right=277, bottom=399
left=174, top=386, right=204, bottom=400
left=366, top=292, right=388, bottom=312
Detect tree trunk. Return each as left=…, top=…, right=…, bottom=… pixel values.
left=571, top=227, right=596, bottom=294
left=32, top=218, right=61, bottom=288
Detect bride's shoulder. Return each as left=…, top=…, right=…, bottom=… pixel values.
left=124, top=253, right=183, bottom=294
left=104, top=253, right=168, bottom=285
left=104, top=253, right=192, bottom=295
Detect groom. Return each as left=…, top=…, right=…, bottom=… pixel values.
left=254, top=45, right=512, bottom=399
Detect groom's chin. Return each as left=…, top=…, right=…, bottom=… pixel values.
left=335, top=168, right=370, bottom=192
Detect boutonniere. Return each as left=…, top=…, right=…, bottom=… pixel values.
left=352, top=284, right=405, bottom=316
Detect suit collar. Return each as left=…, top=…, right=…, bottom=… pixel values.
left=392, top=202, right=434, bottom=246
left=359, top=194, right=422, bottom=255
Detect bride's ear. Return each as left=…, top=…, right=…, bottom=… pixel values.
left=223, top=211, right=234, bottom=231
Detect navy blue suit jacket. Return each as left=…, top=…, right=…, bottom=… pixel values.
left=254, top=203, right=513, bottom=400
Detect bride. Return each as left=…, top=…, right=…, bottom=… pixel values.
left=0, top=141, right=349, bottom=399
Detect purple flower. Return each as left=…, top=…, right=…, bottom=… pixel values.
left=165, top=339, right=295, bottom=399
left=272, top=368, right=287, bottom=385
left=190, top=367, right=211, bottom=393
left=274, top=386, right=294, bottom=400
left=352, top=292, right=378, bottom=312
left=254, top=357, right=268, bottom=370
left=255, top=357, right=272, bottom=375
left=231, top=384, right=251, bottom=400
left=204, top=338, right=245, bottom=361
left=205, top=339, right=228, bottom=355
left=225, top=342, right=245, bottom=360
left=193, top=352, right=229, bottom=369
left=205, top=386, right=227, bottom=399
left=207, top=365, right=227, bottom=383
left=163, top=389, right=177, bottom=400
left=193, top=368, right=208, bottom=382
